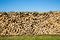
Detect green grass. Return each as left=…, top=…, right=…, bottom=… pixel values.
left=0, top=35, right=60, bottom=40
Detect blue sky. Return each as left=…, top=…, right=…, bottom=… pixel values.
left=0, top=0, right=60, bottom=12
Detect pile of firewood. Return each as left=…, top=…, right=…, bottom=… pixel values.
left=0, top=11, right=60, bottom=35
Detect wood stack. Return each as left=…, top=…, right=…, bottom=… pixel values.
left=0, top=11, right=60, bottom=35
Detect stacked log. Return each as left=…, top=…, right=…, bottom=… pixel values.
left=0, top=11, right=60, bottom=35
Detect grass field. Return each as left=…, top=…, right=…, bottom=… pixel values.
left=0, top=35, right=60, bottom=40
